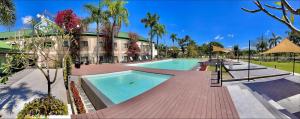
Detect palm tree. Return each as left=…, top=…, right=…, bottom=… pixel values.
left=178, top=35, right=190, bottom=55
left=153, top=23, right=166, bottom=58
left=141, top=12, right=160, bottom=59
left=102, top=0, right=129, bottom=63
left=233, top=45, right=240, bottom=61
left=0, top=0, right=16, bottom=29
left=256, top=36, right=268, bottom=52
left=287, top=31, right=300, bottom=46
left=170, top=33, right=177, bottom=47
left=83, top=3, right=106, bottom=64
left=268, top=32, right=281, bottom=48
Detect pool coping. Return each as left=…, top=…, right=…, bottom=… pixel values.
left=126, top=59, right=173, bottom=66
left=81, top=77, right=114, bottom=110
left=126, top=58, right=200, bottom=71
left=81, top=70, right=175, bottom=110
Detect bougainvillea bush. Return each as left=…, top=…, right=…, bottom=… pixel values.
left=127, top=32, right=141, bottom=60
left=55, top=9, right=80, bottom=33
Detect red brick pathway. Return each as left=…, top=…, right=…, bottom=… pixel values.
left=72, top=64, right=239, bottom=119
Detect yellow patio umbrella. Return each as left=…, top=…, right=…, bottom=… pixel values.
left=212, top=45, right=230, bottom=53
left=262, top=38, right=300, bottom=75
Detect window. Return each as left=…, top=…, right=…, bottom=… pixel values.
left=114, top=42, right=117, bottom=50
left=123, top=56, right=128, bottom=62
left=63, top=41, right=69, bottom=47
left=98, top=41, right=104, bottom=48
left=80, top=41, right=88, bottom=47
left=124, top=43, right=128, bottom=49
left=44, top=42, right=53, bottom=48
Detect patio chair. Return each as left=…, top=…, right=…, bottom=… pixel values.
left=129, top=57, right=134, bottom=62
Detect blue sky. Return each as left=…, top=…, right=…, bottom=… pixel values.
left=0, top=0, right=299, bottom=49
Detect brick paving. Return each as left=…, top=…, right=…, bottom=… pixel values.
left=71, top=63, right=239, bottom=119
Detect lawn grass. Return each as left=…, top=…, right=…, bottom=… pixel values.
left=0, top=56, right=5, bottom=73
left=250, top=60, right=300, bottom=74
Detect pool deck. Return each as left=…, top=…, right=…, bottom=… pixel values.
left=71, top=63, right=239, bottom=119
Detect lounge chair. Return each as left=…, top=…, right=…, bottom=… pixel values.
left=145, top=56, right=149, bottom=60
left=129, top=57, right=134, bottom=62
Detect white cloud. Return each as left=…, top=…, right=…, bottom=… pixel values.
left=227, top=34, right=234, bottom=38
left=22, top=16, right=33, bottom=25
left=214, top=35, right=224, bottom=40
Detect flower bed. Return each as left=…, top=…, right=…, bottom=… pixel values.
left=70, top=81, right=86, bottom=114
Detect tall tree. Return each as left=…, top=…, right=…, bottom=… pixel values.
left=55, top=9, right=81, bottom=62
left=256, top=35, right=268, bottom=52
left=0, top=0, right=16, bottom=28
left=153, top=23, right=166, bottom=58
left=186, top=39, right=198, bottom=58
left=102, top=0, right=129, bottom=63
left=287, top=31, right=300, bottom=45
left=233, top=45, right=240, bottom=60
left=141, top=12, right=159, bottom=59
left=83, top=3, right=106, bottom=64
left=178, top=35, right=190, bottom=55
left=170, top=33, right=177, bottom=47
left=268, top=32, right=281, bottom=48
left=1, top=19, right=70, bottom=98
left=127, top=32, right=140, bottom=61
left=242, top=0, right=300, bottom=36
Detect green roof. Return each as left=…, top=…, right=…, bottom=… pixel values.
left=0, top=30, right=148, bottom=42
left=0, top=41, right=12, bottom=51
left=81, top=32, right=148, bottom=42
left=0, top=29, right=32, bottom=39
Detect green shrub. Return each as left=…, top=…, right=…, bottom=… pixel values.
left=63, top=55, right=72, bottom=89
left=17, top=96, right=68, bottom=119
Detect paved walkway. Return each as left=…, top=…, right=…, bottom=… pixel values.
left=0, top=68, right=35, bottom=92
left=225, top=74, right=300, bottom=118
left=224, top=61, right=290, bottom=80
left=0, top=69, right=67, bottom=118
left=71, top=64, right=239, bottom=119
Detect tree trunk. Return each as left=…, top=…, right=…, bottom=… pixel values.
left=46, top=69, right=51, bottom=97
left=149, top=27, right=153, bottom=60
left=47, top=80, right=51, bottom=97
left=111, top=23, right=115, bottom=63
left=156, top=35, right=159, bottom=58
left=96, top=22, right=100, bottom=64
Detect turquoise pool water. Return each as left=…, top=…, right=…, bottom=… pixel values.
left=85, top=70, right=172, bottom=104
left=129, top=59, right=199, bottom=70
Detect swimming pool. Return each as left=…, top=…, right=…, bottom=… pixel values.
left=128, top=59, right=200, bottom=70
left=83, top=70, right=173, bottom=105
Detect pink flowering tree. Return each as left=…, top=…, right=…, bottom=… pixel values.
left=55, top=9, right=81, bottom=62
left=127, top=32, right=141, bottom=61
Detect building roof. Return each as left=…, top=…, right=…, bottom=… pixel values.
left=81, top=32, right=148, bottom=42
left=212, top=45, right=230, bottom=53
left=262, top=38, right=300, bottom=54
left=0, top=29, right=33, bottom=39
left=0, top=30, right=148, bottom=42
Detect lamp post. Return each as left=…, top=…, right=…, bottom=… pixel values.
left=248, top=40, right=250, bottom=81
left=293, top=53, right=295, bottom=75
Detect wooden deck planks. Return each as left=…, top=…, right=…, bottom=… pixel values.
left=71, top=64, right=239, bottom=119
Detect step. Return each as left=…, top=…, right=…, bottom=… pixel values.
left=227, top=85, right=277, bottom=119
left=251, top=91, right=289, bottom=119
